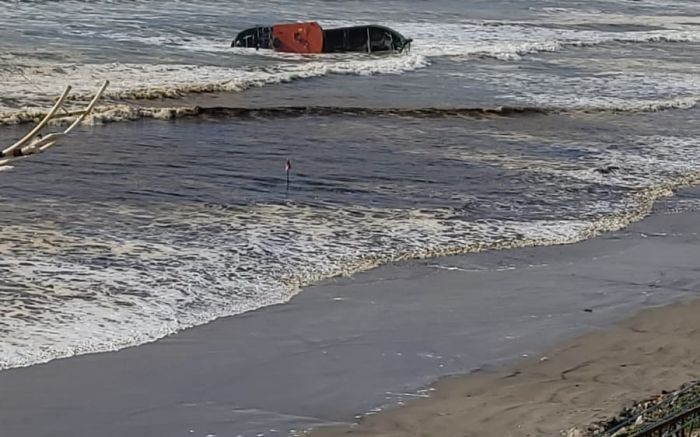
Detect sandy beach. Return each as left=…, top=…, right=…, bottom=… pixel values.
left=310, top=299, right=700, bottom=437
left=310, top=192, right=700, bottom=437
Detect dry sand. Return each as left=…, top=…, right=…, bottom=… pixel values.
left=310, top=298, right=700, bottom=437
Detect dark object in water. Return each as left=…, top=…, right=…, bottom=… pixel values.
left=232, top=22, right=412, bottom=54
left=594, top=165, right=621, bottom=175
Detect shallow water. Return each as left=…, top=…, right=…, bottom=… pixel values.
left=0, top=0, right=699, bottom=370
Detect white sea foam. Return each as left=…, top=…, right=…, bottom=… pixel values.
left=3, top=132, right=700, bottom=370
left=0, top=194, right=662, bottom=371
left=0, top=105, right=201, bottom=125
left=0, top=54, right=429, bottom=114
left=475, top=65, right=700, bottom=114
left=63, top=29, right=234, bottom=54
left=51, top=18, right=700, bottom=61
left=433, top=136, right=700, bottom=190
left=322, top=20, right=700, bottom=60
left=2, top=16, right=699, bottom=121
left=541, top=11, right=700, bottom=29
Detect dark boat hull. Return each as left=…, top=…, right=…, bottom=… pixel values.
left=232, top=22, right=412, bottom=54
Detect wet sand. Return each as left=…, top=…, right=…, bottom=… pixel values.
left=1, top=189, right=700, bottom=437
left=310, top=299, right=700, bottom=437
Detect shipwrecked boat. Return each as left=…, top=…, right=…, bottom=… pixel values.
left=0, top=81, right=109, bottom=168
left=232, top=22, right=412, bottom=54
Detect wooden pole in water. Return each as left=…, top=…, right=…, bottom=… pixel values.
left=285, top=159, right=292, bottom=191
left=367, top=28, right=371, bottom=53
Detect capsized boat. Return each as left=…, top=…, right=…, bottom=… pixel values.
left=232, top=22, right=412, bottom=54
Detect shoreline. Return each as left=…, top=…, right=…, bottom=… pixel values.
left=309, top=299, right=700, bottom=437
left=1, top=189, right=700, bottom=436
left=308, top=191, right=700, bottom=437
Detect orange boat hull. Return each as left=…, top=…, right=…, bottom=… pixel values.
left=271, top=22, right=324, bottom=54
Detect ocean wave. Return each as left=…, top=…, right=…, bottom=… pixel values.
left=345, top=21, right=700, bottom=60
left=2, top=120, right=700, bottom=371
left=0, top=18, right=698, bottom=120
left=439, top=136, right=700, bottom=191
left=2, top=20, right=698, bottom=111
left=5, top=130, right=700, bottom=370
left=56, top=19, right=700, bottom=62
left=176, top=105, right=555, bottom=119
left=2, top=97, right=698, bottom=127
left=582, top=97, right=699, bottom=113
left=442, top=30, right=700, bottom=61
left=0, top=105, right=201, bottom=125
left=0, top=183, right=680, bottom=371
left=0, top=54, right=430, bottom=111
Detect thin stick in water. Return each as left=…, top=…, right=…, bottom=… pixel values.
left=285, top=159, right=292, bottom=191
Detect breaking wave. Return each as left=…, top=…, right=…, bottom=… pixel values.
left=63, top=22, right=700, bottom=64
left=3, top=131, right=700, bottom=370
left=342, top=21, right=700, bottom=60
left=1, top=98, right=698, bottom=126
left=0, top=54, right=430, bottom=111
left=0, top=182, right=686, bottom=371
left=2, top=18, right=700, bottom=115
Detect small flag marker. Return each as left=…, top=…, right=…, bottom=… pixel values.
left=285, top=159, right=292, bottom=191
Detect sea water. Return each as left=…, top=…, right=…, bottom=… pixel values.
left=0, top=0, right=699, bottom=370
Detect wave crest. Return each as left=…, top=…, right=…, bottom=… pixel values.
left=1, top=98, right=698, bottom=127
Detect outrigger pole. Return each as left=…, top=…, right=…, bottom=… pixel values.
left=0, top=80, right=109, bottom=167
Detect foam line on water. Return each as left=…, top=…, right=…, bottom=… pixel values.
left=1, top=99, right=697, bottom=126
left=0, top=55, right=429, bottom=112
left=0, top=191, right=667, bottom=370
